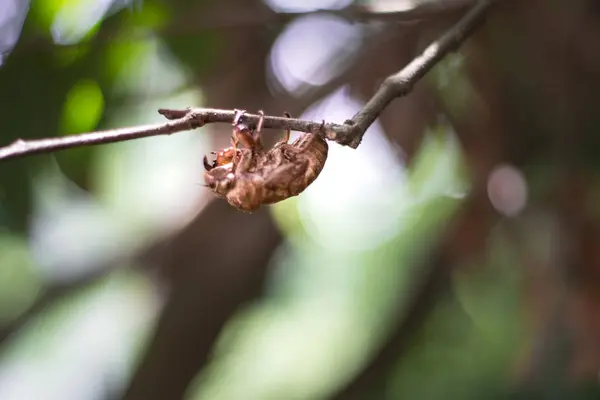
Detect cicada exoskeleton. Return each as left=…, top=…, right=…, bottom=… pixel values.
left=203, top=110, right=328, bottom=212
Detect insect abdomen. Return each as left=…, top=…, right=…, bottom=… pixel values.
left=294, top=133, right=328, bottom=185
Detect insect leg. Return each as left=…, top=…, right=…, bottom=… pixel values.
left=233, top=109, right=246, bottom=126
left=270, top=148, right=286, bottom=167
left=231, top=109, right=247, bottom=155
left=282, top=112, right=291, bottom=143
left=245, top=110, right=265, bottom=152
left=233, top=148, right=253, bottom=173
left=231, top=134, right=239, bottom=154
left=203, top=155, right=213, bottom=171
left=256, top=110, right=264, bottom=134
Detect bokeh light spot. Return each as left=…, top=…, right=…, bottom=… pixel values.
left=487, top=164, right=528, bottom=217
left=61, top=79, right=104, bottom=134
left=49, top=0, right=133, bottom=45
left=0, top=234, right=42, bottom=324
left=268, top=14, right=362, bottom=95
left=0, top=0, right=30, bottom=66
left=264, top=0, right=352, bottom=13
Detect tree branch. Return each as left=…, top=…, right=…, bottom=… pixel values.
left=345, top=0, right=496, bottom=147
left=0, top=0, right=496, bottom=163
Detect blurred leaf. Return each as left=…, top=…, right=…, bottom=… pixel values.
left=29, top=0, right=65, bottom=32
left=0, top=269, right=158, bottom=399
left=428, top=53, right=472, bottom=120
left=60, top=79, right=105, bottom=134
left=270, top=197, right=309, bottom=244
left=123, top=0, right=170, bottom=30
left=0, top=47, right=69, bottom=231
left=0, top=233, right=42, bottom=324
left=33, top=0, right=113, bottom=45
left=104, top=37, right=149, bottom=85
left=386, top=229, right=525, bottom=399
left=407, top=124, right=469, bottom=201
left=54, top=44, right=92, bottom=68
left=161, top=30, right=220, bottom=78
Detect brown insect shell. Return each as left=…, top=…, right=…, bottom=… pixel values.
left=203, top=148, right=266, bottom=212
left=261, top=132, right=328, bottom=204
left=204, top=132, right=328, bottom=213
left=214, top=147, right=238, bottom=167
left=203, top=163, right=236, bottom=198
left=233, top=122, right=263, bottom=152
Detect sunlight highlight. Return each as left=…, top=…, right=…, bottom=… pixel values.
left=0, top=0, right=30, bottom=66
left=50, top=0, right=133, bottom=45
left=264, top=0, right=352, bottom=13
left=268, top=14, right=362, bottom=95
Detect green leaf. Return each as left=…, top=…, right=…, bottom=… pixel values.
left=60, top=79, right=104, bottom=134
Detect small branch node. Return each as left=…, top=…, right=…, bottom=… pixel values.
left=158, top=108, right=187, bottom=120
left=12, top=138, right=26, bottom=148
left=384, top=77, right=412, bottom=96
left=187, top=110, right=205, bottom=129
left=312, top=120, right=326, bottom=135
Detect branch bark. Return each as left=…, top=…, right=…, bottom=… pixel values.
left=0, top=0, right=497, bottom=163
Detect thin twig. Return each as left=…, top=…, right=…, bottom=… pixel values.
left=0, top=112, right=202, bottom=161
left=0, top=0, right=496, bottom=163
left=344, top=0, right=496, bottom=147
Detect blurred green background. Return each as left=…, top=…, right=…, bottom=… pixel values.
left=1, top=0, right=600, bottom=399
